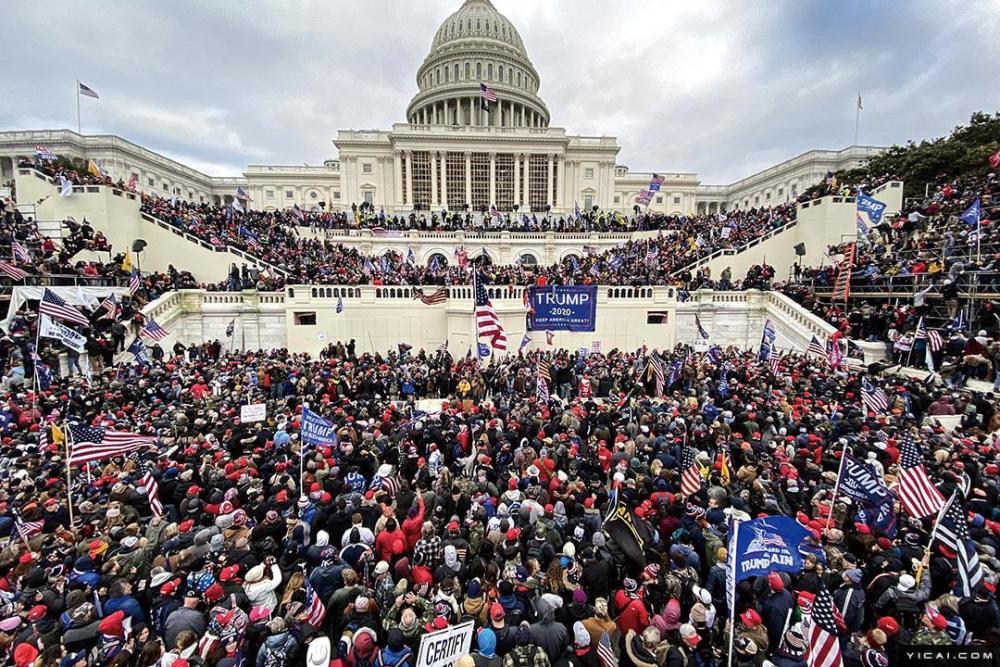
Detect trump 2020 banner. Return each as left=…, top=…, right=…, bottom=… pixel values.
left=527, top=285, right=597, bottom=332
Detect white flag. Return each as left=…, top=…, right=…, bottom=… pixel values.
left=39, top=315, right=87, bottom=353
left=59, top=176, right=73, bottom=197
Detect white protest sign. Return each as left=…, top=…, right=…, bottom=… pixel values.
left=415, top=621, right=475, bottom=667
left=39, top=315, right=87, bottom=353
left=240, top=403, right=267, bottom=423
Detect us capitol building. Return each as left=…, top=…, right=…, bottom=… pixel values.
left=0, top=0, right=882, bottom=216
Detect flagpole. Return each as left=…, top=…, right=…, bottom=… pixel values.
left=76, top=79, right=81, bottom=135
left=825, top=437, right=850, bottom=530
left=854, top=92, right=861, bottom=146
left=905, top=317, right=922, bottom=368
left=63, top=422, right=75, bottom=534
left=727, top=520, right=739, bottom=667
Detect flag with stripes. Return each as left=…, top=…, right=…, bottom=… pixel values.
left=305, top=580, right=327, bottom=627
left=479, top=82, right=498, bottom=102
left=825, top=339, right=843, bottom=369
left=39, top=288, right=90, bottom=326
left=78, top=82, right=99, bottom=98
left=129, top=269, right=141, bottom=294
left=0, top=260, right=28, bottom=280
left=536, top=374, right=549, bottom=401
left=139, top=319, right=168, bottom=341
left=437, top=340, right=449, bottom=354
left=519, top=334, right=531, bottom=351
left=235, top=186, right=252, bottom=202
left=413, top=287, right=448, bottom=305
left=596, top=631, right=618, bottom=667
left=97, top=293, right=119, bottom=321
left=897, top=433, right=945, bottom=519
left=68, top=423, right=156, bottom=465
left=803, top=586, right=844, bottom=667
left=139, top=470, right=164, bottom=517
left=474, top=271, right=506, bottom=350
left=695, top=315, right=710, bottom=340
left=807, top=335, right=826, bottom=357
left=34, top=145, right=56, bottom=161
left=860, top=377, right=888, bottom=414
left=934, top=493, right=983, bottom=597
left=12, top=241, right=30, bottom=263
left=680, top=446, right=702, bottom=496
left=917, top=319, right=943, bottom=352
left=647, top=353, right=665, bottom=396
left=13, top=511, right=44, bottom=541
left=225, top=319, right=235, bottom=337
left=538, top=358, right=552, bottom=382
left=856, top=213, right=868, bottom=238
left=769, top=349, right=781, bottom=375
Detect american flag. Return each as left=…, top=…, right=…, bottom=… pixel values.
left=479, top=82, right=498, bottom=102
left=139, top=470, right=164, bottom=517
left=97, top=293, right=119, bottom=321
left=680, top=446, right=702, bottom=496
left=413, top=287, right=448, bottom=305
left=695, top=315, right=710, bottom=340
left=860, top=377, right=888, bottom=414
left=825, top=339, right=843, bottom=369
left=139, top=319, right=168, bottom=341
left=0, top=260, right=28, bottom=280
left=13, top=511, right=44, bottom=542
left=536, top=374, right=549, bottom=401
left=917, top=319, right=944, bottom=352
left=645, top=244, right=659, bottom=262
left=34, top=145, right=56, bottom=161
left=39, top=288, right=89, bottom=326
left=803, top=586, right=844, bottom=667
left=769, top=350, right=781, bottom=375
left=807, top=335, right=826, bottom=358
left=128, top=269, right=141, bottom=295
left=239, top=224, right=262, bottom=251
left=78, top=82, right=99, bottom=98
left=648, top=354, right=665, bottom=395
left=596, top=631, right=618, bottom=667
left=437, top=340, right=449, bottom=354
left=538, top=358, right=552, bottom=383
left=897, top=433, right=945, bottom=519
left=474, top=272, right=506, bottom=350
left=12, top=241, right=30, bottom=263
left=856, top=213, right=868, bottom=237
left=934, top=493, right=983, bottom=597
left=235, top=186, right=252, bottom=202
left=68, top=423, right=157, bottom=465
left=455, top=247, right=468, bottom=270
left=305, top=580, right=327, bottom=627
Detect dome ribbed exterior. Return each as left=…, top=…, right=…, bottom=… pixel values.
left=406, top=0, right=549, bottom=128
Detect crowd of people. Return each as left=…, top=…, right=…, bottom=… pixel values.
left=0, top=330, right=996, bottom=667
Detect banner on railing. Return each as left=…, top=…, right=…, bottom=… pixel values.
left=527, top=285, right=597, bottom=332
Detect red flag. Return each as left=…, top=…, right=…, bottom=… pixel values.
left=990, top=147, right=1000, bottom=170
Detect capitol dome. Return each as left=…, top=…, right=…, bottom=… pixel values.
left=406, top=0, right=550, bottom=128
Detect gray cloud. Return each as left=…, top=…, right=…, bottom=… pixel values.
left=3, top=0, right=998, bottom=184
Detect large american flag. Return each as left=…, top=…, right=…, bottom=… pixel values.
left=139, top=319, right=168, bottom=341
left=139, top=469, right=164, bottom=517
left=537, top=358, right=552, bottom=383
left=596, top=631, right=618, bottom=667
left=68, top=423, right=156, bottom=465
left=39, top=288, right=90, bottom=326
left=0, top=260, right=28, bottom=280
left=474, top=272, right=506, bottom=350
left=934, top=494, right=983, bottom=597
left=917, top=319, right=944, bottom=352
left=860, top=377, right=888, bottom=414
left=803, top=587, right=844, bottom=667
left=129, top=269, right=141, bottom=295
left=897, top=433, right=945, bottom=519
left=413, top=287, right=448, bottom=305
left=680, top=446, right=702, bottom=497
left=479, top=82, right=498, bottom=102
left=305, top=580, right=327, bottom=627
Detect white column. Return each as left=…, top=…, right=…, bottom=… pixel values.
left=513, top=153, right=521, bottom=208
left=465, top=151, right=472, bottom=206
left=546, top=154, right=554, bottom=209
left=441, top=153, right=448, bottom=208
left=471, top=97, right=477, bottom=126
left=489, top=153, right=496, bottom=208
left=393, top=151, right=402, bottom=209
left=555, top=154, right=563, bottom=210
left=431, top=152, right=439, bottom=207
left=521, top=105, right=526, bottom=127
left=405, top=151, right=413, bottom=208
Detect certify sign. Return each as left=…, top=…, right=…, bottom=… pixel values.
left=528, top=285, right=597, bottom=332
left=415, top=621, right=474, bottom=667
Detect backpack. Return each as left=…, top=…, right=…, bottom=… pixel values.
left=261, top=643, right=289, bottom=667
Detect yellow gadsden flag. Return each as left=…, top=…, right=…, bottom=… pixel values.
left=121, top=252, right=132, bottom=272
left=50, top=424, right=64, bottom=445
left=87, top=159, right=102, bottom=179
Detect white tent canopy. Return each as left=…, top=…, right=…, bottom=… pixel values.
left=2, top=286, right=129, bottom=332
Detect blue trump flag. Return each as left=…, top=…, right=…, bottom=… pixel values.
left=856, top=190, right=887, bottom=224
left=477, top=342, right=491, bottom=359
left=728, top=516, right=810, bottom=586
left=301, top=408, right=337, bottom=452
left=838, top=454, right=893, bottom=505
left=961, top=198, right=981, bottom=226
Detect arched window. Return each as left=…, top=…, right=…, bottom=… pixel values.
left=453, top=64, right=458, bottom=80
left=436, top=68, right=440, bottom=84
left=518, top=253, right=538, bottom=266
left=465, top=62, right=470, bottom=79
left=427, top=253, right=449, bottom=269
left=487, top=63, right=493, bottom=79
left=508, top=68, right=512, bottom=84
left=498, top=65, right=504, bottom=81
left=517, top=71, right=521, bottom=86
left=476, top=62, right=482, bottom=78
left=444, top=67, right=449, bottom=82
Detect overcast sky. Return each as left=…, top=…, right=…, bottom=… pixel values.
left=5, top=1, right=999, bottom=183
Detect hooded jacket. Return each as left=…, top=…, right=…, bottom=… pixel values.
left=530, top=599, right=569, bottom=662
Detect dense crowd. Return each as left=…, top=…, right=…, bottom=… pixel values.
left=0, top=303, right=998, bottom=667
